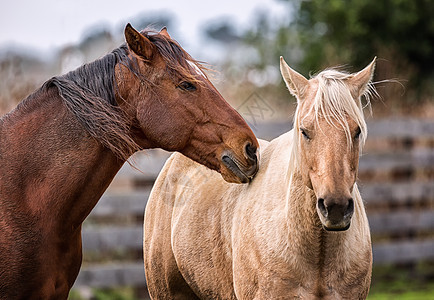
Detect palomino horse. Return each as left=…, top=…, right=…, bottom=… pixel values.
left=144, top=57, right=376, bottom=299
left=0, top=24, right=258, bottom=299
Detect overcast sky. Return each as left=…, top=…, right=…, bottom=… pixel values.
left=0, top=0, right=289, bottom=55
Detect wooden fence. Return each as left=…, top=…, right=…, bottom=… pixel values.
left=72, top=118, right=434, bottom=291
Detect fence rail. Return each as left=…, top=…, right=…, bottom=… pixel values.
left=72, top=118, right=434, bottom=290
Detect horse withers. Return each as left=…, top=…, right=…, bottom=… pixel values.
left=144, top=58, right=376, bottom=299
left=0, top=24, right=258, bottom=299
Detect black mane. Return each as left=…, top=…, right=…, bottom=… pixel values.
left=48, top=45, right=131, bottom=107
left=38, top=29, right=204, bottom=160
left=45, top=45, right=141, bottom=160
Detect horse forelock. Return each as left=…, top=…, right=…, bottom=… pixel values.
left=313, top=69, right=369, bottom=147
left=140, top=29, right=209, bottom=84
left=289, top=68, right=374, bottom=172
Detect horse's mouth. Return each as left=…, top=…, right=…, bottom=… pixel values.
left=322, top=223, right=351, bottom=232
left=222, top=153, right=257, bottom=184
left=319, top=215, right=352, bottom=232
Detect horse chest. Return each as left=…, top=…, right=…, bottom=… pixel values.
left=246, top=260, right=364, bottom=300
left=238, top=230, right=369, bottom=299
left=289, top=246, right=370, bottom=299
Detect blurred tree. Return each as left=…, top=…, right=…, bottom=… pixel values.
left=203, top=0, right=434, bottom=107
left=114, top=13, right=175, bottom=37
left=295, top=0, right=434, bottom=69
left=205, top=21, right=240, bottom=44
left=132, top=13, right=173, bottom=32
left=242, top=11, right=273, bottom=70
left=280, top=0, right=434, bottom=103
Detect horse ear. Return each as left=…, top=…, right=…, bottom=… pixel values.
left=347, top=57, right=376, bottom=99
left=159, top=26, right=171, bottom=39
left=280, top=56, right=309, bottom=101
left=124, top=23, right=155, bottom=60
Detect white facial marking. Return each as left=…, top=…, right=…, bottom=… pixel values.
left=187, top=60, right=205, bottom=77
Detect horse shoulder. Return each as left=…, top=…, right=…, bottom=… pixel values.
left=230, top=134, right=297, bottom=297
left=144, top=152, right=202, bottom=298
left=160, top=153, right=239, bottom=298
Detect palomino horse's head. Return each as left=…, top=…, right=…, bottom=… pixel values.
left=117, top=24, right=258, bottom=183
left=280, top=57, right=376, bottom=231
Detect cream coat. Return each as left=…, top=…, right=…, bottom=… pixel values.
left=144, top=58, right=375, bottom=299
left=144, top=132, right=372, bottom=299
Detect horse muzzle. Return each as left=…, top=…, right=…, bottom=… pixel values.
left=221, top=143, right=259, bottom=184
left=316, top=197, right=354, bottom=231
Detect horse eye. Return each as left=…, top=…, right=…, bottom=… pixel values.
left=178, top=81, right=196, bottom=91
left=354, top=127, right=361, bottom=139
left=300, top=128, right=311, bottom=140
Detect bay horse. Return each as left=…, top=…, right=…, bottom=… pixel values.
left=0, top=24, right=258, bottom=299
left=144, top=57, right=376, bottom=299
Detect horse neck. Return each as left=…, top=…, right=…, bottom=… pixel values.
left=1, top=88, right=124, bottom=231
left=284, top=170, right=322, bottom=250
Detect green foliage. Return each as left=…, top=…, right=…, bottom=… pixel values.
left=281, top=0, right=434, bottom=103
left=297, top=1, right=433, bottom=67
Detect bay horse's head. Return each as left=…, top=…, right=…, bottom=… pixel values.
left=117, top=24, right=258, bottom=183
left=280, top=57, right=376, bottom=231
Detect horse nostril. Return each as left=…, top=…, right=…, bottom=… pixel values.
left=345, top=199, right=354, bottom=218
left=317, top=198, right=327, bottom=218
left=245, top=143, right=257, bottom=162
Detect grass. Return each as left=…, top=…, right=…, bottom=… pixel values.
left=69, top=262, right=434, bottom=299
left=369, top=291, right=434, bottom=300
left=368, top=262, right=434, bottom=299
left=92, top=288, right=138, bottom=300
left=69, top=287, right=143, bottom=300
